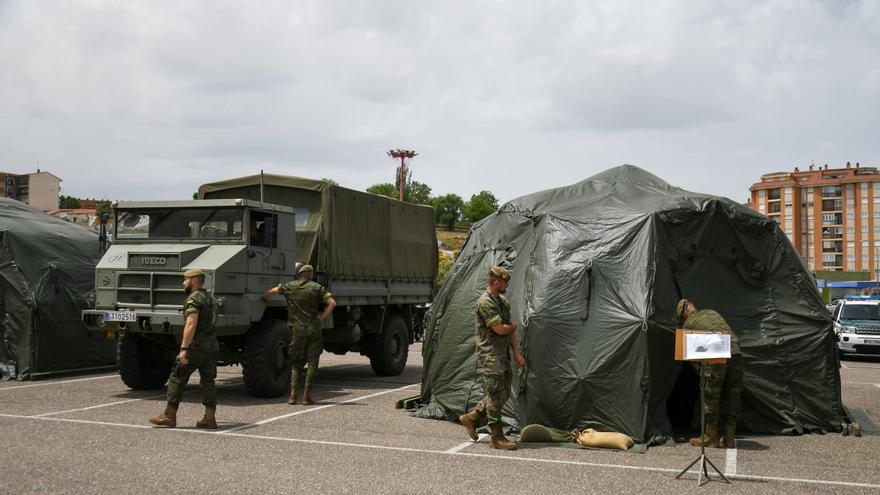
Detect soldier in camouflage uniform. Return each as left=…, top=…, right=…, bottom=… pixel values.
left=677, top=298, right=744, bottom=449
left=459, top=266, right=526, bottom=450
left=263, top=264, right=336, bottom=406
left=149, top=268, right=220, bottom=429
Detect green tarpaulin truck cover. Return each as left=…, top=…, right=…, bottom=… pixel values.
left=415, top=165, right=842, bottom=443
left=0, top=198, right=116, bottom=379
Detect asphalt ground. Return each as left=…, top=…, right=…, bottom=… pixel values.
left=1, top=345, right=879, bottom=494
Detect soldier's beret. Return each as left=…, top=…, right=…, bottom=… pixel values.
left=676, top=298, right=688, bottom=319
left=298, top=264, right=314, bottom=274
left=183, top=268, right=205, bottom=278
left=489, top=266, right=510, bottom=281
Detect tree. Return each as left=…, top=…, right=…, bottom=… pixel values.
left=366, top=180, right=432, bottom=205
left=407, top=181, right=432, bottom=205
left=367, top=183, right=398, bottom=198
left=432, top=193, right=464, bottom=230
left=59, top=195, right=81, bottom=209
left=96, top=200, right=112, bottom=216
left=464, top=191, right=498, bottom=223
left=436, top=251, right=455, bottom=289
left=322, top=178, right=339, bottom=186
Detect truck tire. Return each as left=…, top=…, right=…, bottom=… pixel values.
left=118, top=333, right=175, bottom=390
left=243, top=319, right=292, bottom=398
left=369, top=315, right=409, bottom=376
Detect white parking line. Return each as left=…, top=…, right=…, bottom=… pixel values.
left=218, top=383, right=419, bottom=435
left=0, top=412, right=879, bottom=490
left=32, top=396, right=164, bottom=417
left=31, top=381, right=243, bottom=418
left=445, top=433, right=489, bottom=453
left=0, top=374, right=118, bottom=391
left=724, top=439, right=737, bottom=475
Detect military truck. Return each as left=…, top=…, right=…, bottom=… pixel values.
left=82, top=174, right=437, bottom=397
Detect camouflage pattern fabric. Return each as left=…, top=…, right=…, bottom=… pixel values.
left=277, top=279, right=332, bottom=327
left=684, top=309, right=744, bottom=428
left=683, top=309, right=742, bottom=355
left=167, top=289, right=219, bottom=406
left=474, top=289, right=513, bottom=425
left=167, top=348, right=218, bottom=406
left=475, top=367, right=512, bottom=425
left=278, top=279, right=332, bottom=390
left=289, top=320, right=323, bottom=389
left=474, top=290, right=512, bottom=368
left=183, top=288, right=220, bottom=352
left=700, top=353, right=744, bottom=427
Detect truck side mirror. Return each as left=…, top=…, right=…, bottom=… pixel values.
left=98, top=213, right=111, bottom=254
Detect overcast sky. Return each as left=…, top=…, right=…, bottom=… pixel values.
left=1, top=1, right=877, bottom=204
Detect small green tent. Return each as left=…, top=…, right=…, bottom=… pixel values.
left=0, top=198, right=116, bottom=379
left=415, top=165, right=842, bottom=443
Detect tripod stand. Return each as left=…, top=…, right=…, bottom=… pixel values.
left=675, top=359, right=731, bottom=486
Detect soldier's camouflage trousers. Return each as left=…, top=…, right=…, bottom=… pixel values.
left=701, top=353, right=744, bottom=427
left=167, top=348, right=218, bottom=406
left=289, top=321, right=323, bottom=390
left=475, top=366, right=512, bottom=425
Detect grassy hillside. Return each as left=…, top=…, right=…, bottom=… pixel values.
left=436, top=228, right=468, bottom=253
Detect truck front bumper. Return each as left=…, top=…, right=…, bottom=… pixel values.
left=82, top=309, right=186, bottom=333
left=838, top=332, right=880, bottom=355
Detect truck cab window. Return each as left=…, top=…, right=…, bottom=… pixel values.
left=250, top=211, right=277, bottom=248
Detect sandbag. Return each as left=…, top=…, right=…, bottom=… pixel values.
left=519, top=424, right=572, bottom=443
left=572, top=428, right=634, bottom=451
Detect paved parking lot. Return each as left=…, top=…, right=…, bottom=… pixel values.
left=1, top=345, right=879, bottom=494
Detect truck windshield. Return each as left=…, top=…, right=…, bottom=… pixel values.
left=115, top=208, right=244, bottom=240
left=840, top=304, right=880, bottom=321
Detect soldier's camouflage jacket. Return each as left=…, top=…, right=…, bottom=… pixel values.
left=475, top=290, right=512, bottom=370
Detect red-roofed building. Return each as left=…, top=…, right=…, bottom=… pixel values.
left=749, top=162, right=880, bottom=276
left=46, top=208, right=110, bottom=230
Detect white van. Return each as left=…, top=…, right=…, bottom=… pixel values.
left=831, top=299, right=880, bottom=356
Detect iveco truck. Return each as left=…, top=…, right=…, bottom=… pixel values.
left=82, top=174, right=438, bottom=397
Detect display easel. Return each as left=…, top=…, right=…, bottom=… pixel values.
left=673, top=329, right=732, bottom=487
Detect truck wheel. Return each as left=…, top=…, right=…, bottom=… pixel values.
left=118, top=333, right=175, bottom=390
left=243, top=319, right=292, bottom=398
left=369, top=315, right=409, bottom=376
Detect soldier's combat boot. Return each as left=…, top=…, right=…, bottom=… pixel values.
left=459, top=408, right=481, bottom=441
left=689, top=423, right=720, bottom=447
left=148, top=402, right=178, bottom=428
left=288, top=387, right=298, bottom=405
left=196, top=405, right=217, bottom=429
left=720, top=424, right=736, bottom=448
left=489, top=423, right=517, bottom=450
left=302, top=388, right=314, bottom=406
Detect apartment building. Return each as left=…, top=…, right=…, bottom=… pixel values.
left=749, top=162, right=880, bottom=276
left=0, top=169, right=61, bottom=211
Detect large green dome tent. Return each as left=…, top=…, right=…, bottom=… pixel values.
left=0, top=198, right=116, bottom=379
left=414, top=165, right=842, bottom=443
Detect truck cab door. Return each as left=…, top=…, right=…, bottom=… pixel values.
left=248, top=210, right=281, bottom=288
left=248, top=209, right=297, bottom=289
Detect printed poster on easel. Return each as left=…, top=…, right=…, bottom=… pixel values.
left=674, top=329, right=732, bottom=362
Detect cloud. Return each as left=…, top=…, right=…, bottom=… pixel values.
left=0, top=0, right=877, bottom=204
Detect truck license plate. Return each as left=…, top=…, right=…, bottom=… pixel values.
left=103, top=311, right=137, bottom=322
left=863, top=339, right=879, bottom=344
